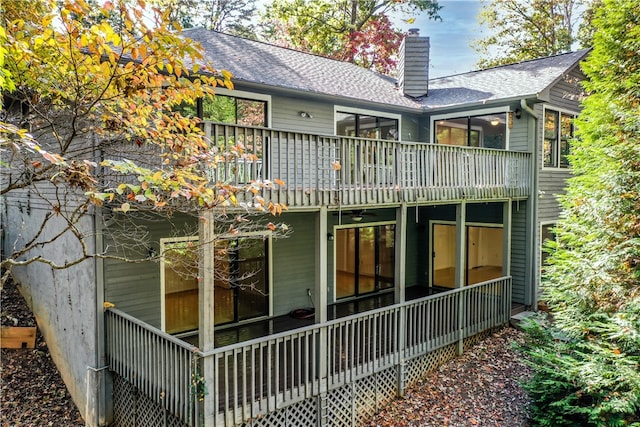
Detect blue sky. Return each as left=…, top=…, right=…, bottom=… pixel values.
left=397, top=1, right=484, bottom=77
left=255, top=0, right=485, bottom=78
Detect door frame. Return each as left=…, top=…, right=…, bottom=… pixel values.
left=332, top=220, right=396, bottom=302
left=428, top=220, right=505, bottom=287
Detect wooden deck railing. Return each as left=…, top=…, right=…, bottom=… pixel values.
left=106, top=277, right=511, bottom=426
left=105, top=309, right=200, bottom=425
left=202, top=122, right=531, bottom=208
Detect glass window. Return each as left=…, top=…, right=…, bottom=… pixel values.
left=431, top=223, right=503, bottom=288
left=540, top=223, right=556, bottom=275
left=544, top=109, right=575, bottom=168
left=203, top=95, right=267, bottom=127
left=435, top=113, right=506, bottom=149
left=161, top=235, right=270, bottom=334
left=335, top=224, right=395, bottom=299
left=336, top=111, right=398, bottom=140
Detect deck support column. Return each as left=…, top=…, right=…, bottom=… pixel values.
left=456, top=202, right=466, bottom=355
left=199, top=209, right=216, bottom=427
left=395, top=203, right=408, bottom=396
left=316, top=207, right=328, bottom=397
left=503, top=200, right=513, bottom=322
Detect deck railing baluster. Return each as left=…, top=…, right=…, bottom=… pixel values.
left=106, top=277, right=512, bottom=425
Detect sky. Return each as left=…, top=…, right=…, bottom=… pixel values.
left=396, top=1, right=484, bottom=77
left=254, top=0, right=486, bottom=78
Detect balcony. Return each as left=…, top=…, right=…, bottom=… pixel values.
left=202, top=123, right=531, bottom=209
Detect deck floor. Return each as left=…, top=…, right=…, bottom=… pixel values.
left=181, top=285, right=455, bottom=348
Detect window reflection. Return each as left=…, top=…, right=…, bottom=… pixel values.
left=435, top=113, right=506, bottom=149
left=336, top=111, right=398, bottom=140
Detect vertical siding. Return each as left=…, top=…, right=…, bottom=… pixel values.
left=510, top=200, right=528, bottom=304
left=271, top=212, right=318, bottom=316
left=103, top=213, right=197, bottom=328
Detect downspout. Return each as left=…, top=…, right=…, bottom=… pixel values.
left=89, top=132, right=109, bottom=426
left=520, top=99, right=538, bottom=310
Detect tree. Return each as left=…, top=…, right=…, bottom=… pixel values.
left=473, top=0, right=595, bottom=68
left=518, top=0, right=640, bottom=424
left=148, top=0, right=258, bottom=38
left=260, top=0, right=441, bottom=74
left=1, top=0, right=286, bottom=286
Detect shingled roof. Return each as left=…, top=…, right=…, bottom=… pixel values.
left=423, top=49, right=590, bottom=110
left=183, top=28, right=588, bottom=112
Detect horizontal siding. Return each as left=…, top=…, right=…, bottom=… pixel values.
left=547, top=67, right=586, bottom=111
left=509, top=112, right=530, bottom=152
left=270, top=95, right=334, bottom=135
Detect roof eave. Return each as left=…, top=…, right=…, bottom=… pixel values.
left=422, top=93, right=545, bottom=113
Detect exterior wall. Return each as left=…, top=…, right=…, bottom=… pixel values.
left=271, top=212, right=318, bottom=316
left=103, top=212, right=198, bottom=328
left=534, top=66, right=585, bottom=292
left=3, top=188, right=99, bottom=425
left=510, top=200, right=528, bottom=304
left=237, top=83, right=424, bottom=142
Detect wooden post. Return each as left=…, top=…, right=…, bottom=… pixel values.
left=315, top=207, right=328, bottom=396
left=199, top=209, right=216, bottom=427
left=456, top=202, right=466, bottom=355
left=503, top=200, right=512, bottom=276
left=395, top=203, right=407, bottom=397
left=503, top=200, right=513, bottom=322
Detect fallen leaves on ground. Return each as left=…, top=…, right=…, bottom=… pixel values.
left=368, top=327, right=533, bottom=427
left=1, top=279, right=84, bottom=426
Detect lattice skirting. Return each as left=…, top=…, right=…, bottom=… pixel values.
left=240, top=398, right=317, bottom=427
left=404, top=326, right=503, bottom=388
left=325, top=367, right=398, bottom=427
left=111, top=374, right=189, bottom=427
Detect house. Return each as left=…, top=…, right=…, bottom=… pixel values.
left=2, top=27, right=588, bottom=427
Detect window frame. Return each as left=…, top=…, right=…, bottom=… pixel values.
left=430, top=107, right=511, bottom=149
left=542, top=105, right=577, bottom=169
left=334, top=105, right=402, bottom=141
left=332, top=220, right=396, bottom=302
left=200, top=88, right=272, bottom=128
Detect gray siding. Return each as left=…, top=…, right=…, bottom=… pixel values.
left=510, top=200, right=528, bottom=304
left=534, top=65, right=585, bottom=290
left=508, top=109, right=530, bottom=152
left=271, top=212, right=318, bottom=316
left=103, top=213, right=197, bottom=328
left=270, top=95, right=335, bottom=135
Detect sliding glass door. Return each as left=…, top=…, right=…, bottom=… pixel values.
left=335, top=224, right=395, bottom=299
left=431, top=223, right=504, bottom=288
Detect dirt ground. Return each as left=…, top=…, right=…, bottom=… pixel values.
left=1, top=279, right=84, bottom=426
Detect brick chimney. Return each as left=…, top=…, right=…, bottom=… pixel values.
left=397, top=28, right=430, bottom=98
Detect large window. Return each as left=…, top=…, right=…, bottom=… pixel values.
left=202, top=95, right=267, bottom=127
left=434, top=113, right=507, bottom=149
left=335, top=224, right=395, bottom=299
left=161, top=235, right=270, bottom=334
left=176, top=94, right=268, bottom=127
left=336, top=111, right=399, bottom=140
left=544, top=108, right=575, bottom=168
left=431, top=223, right=504, bottom=288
